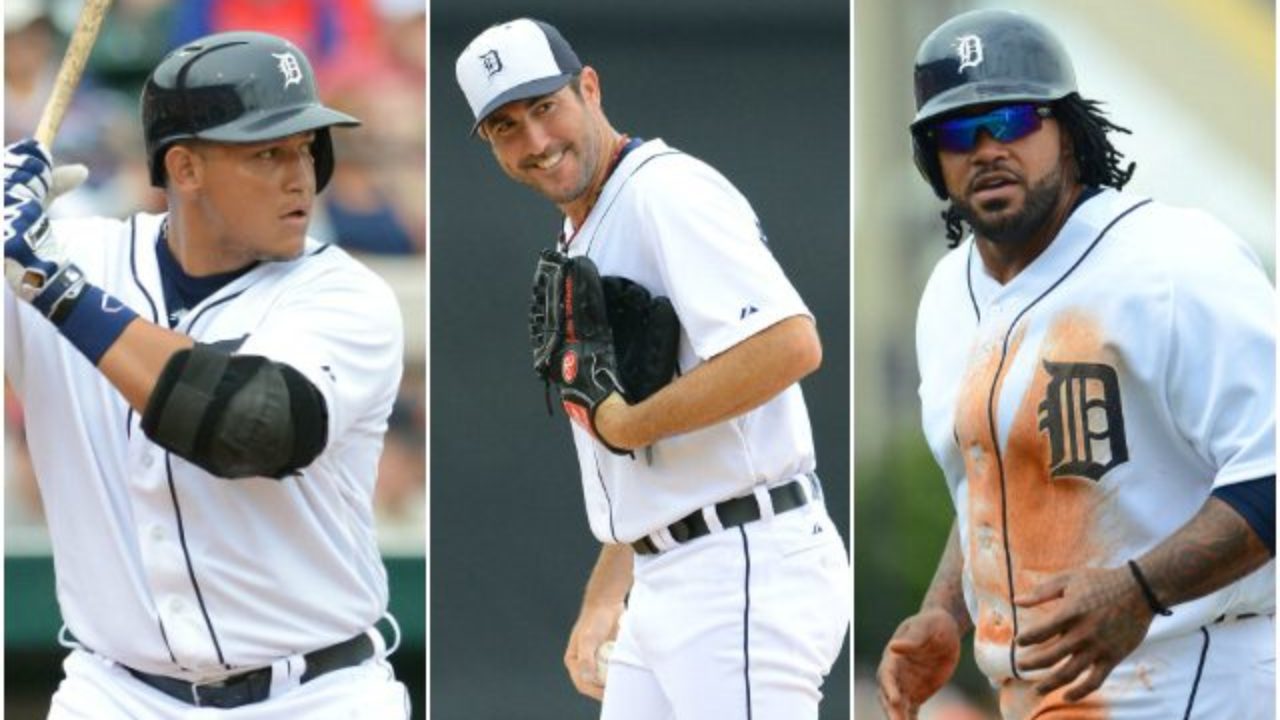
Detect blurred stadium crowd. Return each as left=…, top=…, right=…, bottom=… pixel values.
left=4, top=0, right=426, bottom=547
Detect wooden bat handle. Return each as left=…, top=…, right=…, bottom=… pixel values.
left=34, top=0, right=114, bottom=148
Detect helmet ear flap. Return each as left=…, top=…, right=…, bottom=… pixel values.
left=911, top=130, right=948, bottom=200
left=313, top=128, right=335, bottom=192
left=150, top=143, right=172, bottom=187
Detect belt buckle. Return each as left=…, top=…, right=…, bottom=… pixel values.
left=190, top=673, right=254, bottom=709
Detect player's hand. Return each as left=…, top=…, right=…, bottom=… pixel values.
left=1014, top=566, right=1154, bottom=701
left=877, top=608, right=962, bottom=720
left=563, top=600, right=623, bottom=701
left=4, top=139, right=88, bottom=308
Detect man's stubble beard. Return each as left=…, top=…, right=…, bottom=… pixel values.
left=951, top=163, right=1066, bottom=247
left=529, top=118, right=605, bottom=206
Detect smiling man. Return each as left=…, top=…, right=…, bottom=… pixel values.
left=456, top=18, right=850, bottom=720
left=876, top=9, right=1275, bottom=720
left=4, top=31, right=409, bottom=717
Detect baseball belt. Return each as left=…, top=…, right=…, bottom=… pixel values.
left=123, top=632, right=374, bottom=709
left=632, top=474, right=819, bottom=556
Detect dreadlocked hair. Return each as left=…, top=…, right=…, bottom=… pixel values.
left=1055, top=94, right=1136, bottom=191
left=940, top=93, right=1137, bottom=248
left=942, top=207, right=965, bottom=245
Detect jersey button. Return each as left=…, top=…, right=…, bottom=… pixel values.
left=149, top=525, right=165, bottom=542
left=169, top=597, right=186, bottom=614
left=976, top=526, right=995, bottom=550
left=141, top=453, right=155, bottom=469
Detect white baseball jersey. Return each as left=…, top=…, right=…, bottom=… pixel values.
left=558, top=138, right=849, bottom=720
left=916, top=189, right=1275, bottom=696
left=5, top=212, right=404, bottom=681
left=562, top=139, right=817, bottom=543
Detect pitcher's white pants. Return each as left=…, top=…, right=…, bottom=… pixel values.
left=601, top=500, right=851, bottom=720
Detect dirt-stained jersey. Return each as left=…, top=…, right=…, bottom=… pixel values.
left=916, top=188, right=1275, bottom=684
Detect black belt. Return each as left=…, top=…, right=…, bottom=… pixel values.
left=632, top=476, right=815, bottom=556
left=124, top=632, right=374, bottom=709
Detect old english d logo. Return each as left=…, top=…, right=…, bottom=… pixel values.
left=1037, top=361, right=1128, bottom=481
left=480, top=50, right=503, bottom=78
left=955, top=34, right=983, bottom=72
left=271, top=52, right=303, bottom=89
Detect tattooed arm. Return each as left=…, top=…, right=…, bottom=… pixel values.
left=877, top=520, right=970, bottom=719
left=1136, top=495, right=1271, bottom=609
left=1014, top=494, right=1272, bottom=701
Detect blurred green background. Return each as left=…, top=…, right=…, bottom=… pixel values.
left=853, top=0, right=1274, bottom=717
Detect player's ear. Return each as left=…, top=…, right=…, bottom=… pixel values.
left=579, top=67, right=602, bottom=107
left=164, top=144, right=205, bottom=192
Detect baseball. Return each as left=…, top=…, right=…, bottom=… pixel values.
left=595, top=640, right=615, bottom=684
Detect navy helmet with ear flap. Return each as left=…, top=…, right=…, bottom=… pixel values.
left=909, top=9, right=1077, bottom=199
left=141, top=31, right=360, bottom=191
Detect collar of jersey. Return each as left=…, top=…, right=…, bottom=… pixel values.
left=150, top=215, right=326, bottom=329
left=561, top=138, right=672, bottom=254
left=967, top=187, right=1140, bottom=310
left=156, top=230, right=258, bottom=313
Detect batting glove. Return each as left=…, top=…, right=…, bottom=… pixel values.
left=4, top=138, right=89, bottom=321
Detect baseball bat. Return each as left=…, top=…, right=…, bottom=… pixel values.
left=34, top=0, right=114, bottom=148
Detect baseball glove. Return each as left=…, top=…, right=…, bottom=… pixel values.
left=529, top=249, right=628, bottom=454
left=601, top=276, right=680, bottom=403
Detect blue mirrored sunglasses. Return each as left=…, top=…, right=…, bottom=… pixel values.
left=930, top=104, right=1052, bottom=152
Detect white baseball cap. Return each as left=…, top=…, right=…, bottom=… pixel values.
left=456, top=18, right=583, bottom=134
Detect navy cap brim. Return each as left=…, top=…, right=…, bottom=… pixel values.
left=469, top=73, right=575, bottom=136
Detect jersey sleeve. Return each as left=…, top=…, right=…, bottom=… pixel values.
left=637, top=160, right=811, bottom=360
left=1164, top=212, right=1276, bottom=488
left=914, top=245, right=977, bottom=497
left=234, top=261, right=404, bottom=448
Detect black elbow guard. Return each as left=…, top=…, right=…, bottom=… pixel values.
left=141, top=343, right=329, bottom=478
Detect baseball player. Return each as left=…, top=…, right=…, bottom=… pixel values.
left=455, top=18, right=851, bottom=720
left=4, top=32, right=410, bottom=718
left=876, top=9, right=1275, bottom=720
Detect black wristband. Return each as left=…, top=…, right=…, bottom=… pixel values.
left=1127, top=560, right=1172, bottom=617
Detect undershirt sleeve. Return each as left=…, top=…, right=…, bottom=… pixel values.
left=1211, top=475, right=1275, bottom=556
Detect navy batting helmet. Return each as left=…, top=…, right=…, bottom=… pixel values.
left=141, top=31, right=359, bottom=191
left=909, top=10, right=1076, bottom=199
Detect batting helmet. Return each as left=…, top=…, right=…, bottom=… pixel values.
left=141, top=31, right=359, bottom=191
left=909, top=9, right=1077, bottom=199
